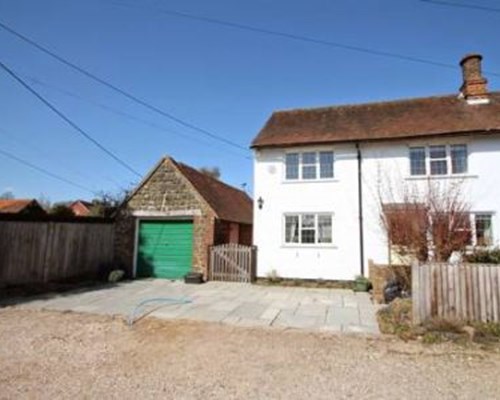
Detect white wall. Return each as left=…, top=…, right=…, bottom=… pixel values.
left=253, top=145, right=362, bottom=280
left=254, top=133, right=500, bottom=281
left=361, top=133, right=500, bottom=270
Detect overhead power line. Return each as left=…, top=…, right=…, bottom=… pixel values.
left=0, top=20, right=249, bottom=152
left=0, top=60, right=142, bottom=177
left=0, top=147, right=96, bottom=194
left=24, top=75, right=251, bottom=161
left=420, top=0, right=500, bottom=13
left=106, top=0, right=500, bottom=77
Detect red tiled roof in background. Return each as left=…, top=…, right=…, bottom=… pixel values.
left=0, top=199, right=39, bottom=213
left=251, top=92, right=500, bottom=148
left=69, top=200, right=94, bottom=216
left=172, top=159, right=253, bottom=225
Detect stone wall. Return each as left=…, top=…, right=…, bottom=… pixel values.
left=114, top=159, right=216, bottom=278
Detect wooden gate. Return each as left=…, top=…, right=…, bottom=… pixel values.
left=209, top=244, right=256, bottom=283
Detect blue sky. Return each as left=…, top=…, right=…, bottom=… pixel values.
left=0, top=0, right=499, bottom=202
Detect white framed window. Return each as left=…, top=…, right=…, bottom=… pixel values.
left=284, top=213, right=333, bottom=245
left=285, top=153, right=299, bottom=180
left=302, top=152, right=317, bottom=180
left=284, top=150, right=334, bottom=181
left=473, top=213, right=494, bottom=247
left=409, top=144, right=468, bottom=176
left=429, top=145, right=448, bottom=175
left=409, top=147, right=426, bottom=176
left=451, top=144, right=468, bottom=174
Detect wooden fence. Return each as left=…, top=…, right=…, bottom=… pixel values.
left=412, top=262, right=500, bottom=323
left=0, top=219, right=115, bottom=286
left=209, top=243, right=256, bottom=283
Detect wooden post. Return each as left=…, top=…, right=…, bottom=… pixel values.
left=412, top=260, right=421, bottom=324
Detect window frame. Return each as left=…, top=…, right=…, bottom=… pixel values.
left=408, top=144, right=469, bottom=177
left=472, top=213, right=494, bottom=247
left=284, top=150, right=335, bottom=181
left=283, top=213, right=335, bottom=246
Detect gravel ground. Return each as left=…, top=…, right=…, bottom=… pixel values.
left=1, top=308, right=499, bottom=399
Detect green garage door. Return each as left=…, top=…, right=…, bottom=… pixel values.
left=136, top=220, right=193, bottom=279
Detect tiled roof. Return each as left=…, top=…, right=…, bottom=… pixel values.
left=0, top=199, right=37, bottom=213
left=173, top=159, right=253, bottom=225
left=251, top=92, right=500, bottom=148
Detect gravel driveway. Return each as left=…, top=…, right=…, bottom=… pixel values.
left=1, top=308, right=499, bottom=399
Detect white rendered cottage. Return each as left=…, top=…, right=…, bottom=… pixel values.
left=252, top=54, right=500, bottom=281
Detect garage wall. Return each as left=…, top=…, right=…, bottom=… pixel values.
left=114, top=159, right=216, bottom=278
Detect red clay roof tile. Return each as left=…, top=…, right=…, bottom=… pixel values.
left=172, top=160, right=253, bottom=225
left=251, top=92, right=500, bottom=148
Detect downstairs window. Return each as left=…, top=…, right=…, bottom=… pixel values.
left=284, top=213, right=333, bottom=245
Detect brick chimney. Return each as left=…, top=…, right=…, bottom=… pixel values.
left=460, top=53, right=488, bottom=103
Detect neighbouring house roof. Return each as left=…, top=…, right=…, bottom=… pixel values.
left=0, top=199, right=45, bottom=214
left=71, top=200, right=93, bottom=208
left=69, top=200, right=94, bottom=216
left=251, top=92, right=500, bottom=148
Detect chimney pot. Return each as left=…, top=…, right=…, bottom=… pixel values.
left=460, top=53, right=488, bottom=102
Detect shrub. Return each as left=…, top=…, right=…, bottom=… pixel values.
left=465, top=248, right=500, bottom=264
left=377, top=298, right=414, bottom=340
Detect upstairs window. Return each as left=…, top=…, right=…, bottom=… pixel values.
left=409, top=144, right=468, bottom=176
left=429, top=145, right=448, bottom=175
left=285, top=150, right=334, bottom=180
left=409, top=147, right=426, bottom=176
left=451, top=144, right=468, bottom=174
left=285, top=153, right=299, bottom=180
left=284, top=213, right=333, bottom=245
left=302, top=153, right=317, bottom=180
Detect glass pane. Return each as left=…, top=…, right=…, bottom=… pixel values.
left=285, top=153, right=299, bottom=180
left=302, top=152, right=316, bottom=179
left=302, top=152, right=316, bottom=164
left=430, top=145, right=446, bottom=159
left=430, top=160, right=447, bottom=175
left=318, top=215, right=332, bottom=243
left=301, top=229, right=316, bottom=243
left=451, top=144, right=468, bottom=174
left=319, top=151, right=334, bottom=178
left=285, top=215, right=299, bottom=243
left=409, top=147, right=426, bottom=175
left=476, top=214, right=493, bottom=246
left=302, top=214, right=315, bottom=228
left=302, top=166, right=316, bottom=179
left=301, top=214, right=316, bottom=243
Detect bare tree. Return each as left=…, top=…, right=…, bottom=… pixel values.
left=199, top=167, right=221, bottom=180
left=90, top=188, right=130, bottom=217
left=0, top=190, right=14, bottom=200
left=379, top=178, right=471, bottom=263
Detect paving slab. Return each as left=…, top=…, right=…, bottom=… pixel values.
left=14, top=280, right=380, bottom=335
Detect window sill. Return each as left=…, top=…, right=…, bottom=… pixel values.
left=405, top=174, right=478, bottom=181
left=282, top=178, right=339, bottom=184
left=281, top=244, right=338, bottom=249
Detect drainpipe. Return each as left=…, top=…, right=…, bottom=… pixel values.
left=356, top=142, right=365, bottom=276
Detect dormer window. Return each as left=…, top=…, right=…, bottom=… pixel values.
left=285, top=150, right=334, bottom=181
left=409, top=144, right=468, bottom=176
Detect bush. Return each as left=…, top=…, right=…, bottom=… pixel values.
left=377, top=298, right=414, bottom=340
left=465, top=248, right=500, bottom=264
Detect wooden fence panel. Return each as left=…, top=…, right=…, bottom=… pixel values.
left=209, top=244, right=256, bottom=283
left=413, top=262, right=500, bottom=323
left=0, top=220, right=114, bottom=286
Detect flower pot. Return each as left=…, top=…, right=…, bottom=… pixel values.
left=184, top=272, right=204, bottom=284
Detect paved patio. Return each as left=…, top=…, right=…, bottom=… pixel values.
left=14, top=280, right=380, bottom=334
